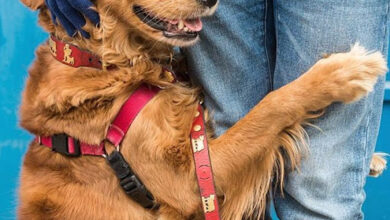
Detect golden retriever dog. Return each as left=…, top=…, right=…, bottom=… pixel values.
left=18, top=0, right=387, bottom=219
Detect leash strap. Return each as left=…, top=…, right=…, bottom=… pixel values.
left=190, top=105, right=221, bottom=220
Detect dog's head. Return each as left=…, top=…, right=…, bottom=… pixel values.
left=22, top=0, right=218, bottom=47
left=104, top=0, right=218, bottom=46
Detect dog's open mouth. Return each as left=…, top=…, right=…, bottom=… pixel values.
left=133, top=5, right=203, bottom=40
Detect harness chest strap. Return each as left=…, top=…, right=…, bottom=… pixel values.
left=35, top=84, right=161, bottom=209
left=35, top=84, right=160, bottom=156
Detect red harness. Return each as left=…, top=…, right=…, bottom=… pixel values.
left=36, top=35, right=221, bottom=219
left=35, top=84, right=159, bottom=157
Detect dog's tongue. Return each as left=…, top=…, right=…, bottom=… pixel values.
left=184, top=18, right=203, bottom=32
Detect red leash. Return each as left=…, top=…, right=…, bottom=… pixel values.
left=191, top=105, right=220, bottom=220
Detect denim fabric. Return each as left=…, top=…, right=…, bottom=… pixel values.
left=184, top=0, right=390, bottom=219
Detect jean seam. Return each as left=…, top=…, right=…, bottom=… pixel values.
left=273, top=0, right=280, bottom=91
left=363, top=0, right=390, bottom=181
left=360, top=1, right=389, bottom=209
left=362, top=0, right=390, bottom=184
left=264, top=0, right=273, bottom=91
left=362, top=104, right=371, bottom=183
left=381, top=1, right=390, bottom=53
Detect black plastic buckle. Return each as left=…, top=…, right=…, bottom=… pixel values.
left=52, top=134, right=81, bottom=157
left=106, top=150, right=157, bottom=209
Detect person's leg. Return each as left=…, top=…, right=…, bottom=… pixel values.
left=184, top=0, right=275, bottom=136
left=273, top=1, right=389, bottom=219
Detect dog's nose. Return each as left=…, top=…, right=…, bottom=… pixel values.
left=199, top=0, right=217, bottom=8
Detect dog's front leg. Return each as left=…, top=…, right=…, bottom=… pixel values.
left=208, top=45, right=387, bottom=219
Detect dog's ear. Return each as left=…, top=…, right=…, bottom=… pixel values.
left=21, top=0, right=44, bottom=10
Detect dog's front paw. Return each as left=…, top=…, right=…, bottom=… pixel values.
left=369, top=153, right=388, bottom=177
left=315, top=44, right=387, bottom=103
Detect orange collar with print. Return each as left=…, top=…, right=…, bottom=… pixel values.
left=36, top=35, right=221, bottom=219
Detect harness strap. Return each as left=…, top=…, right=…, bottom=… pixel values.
left=35, top=84, right=160, bottom=156
left=35, top=134, right=104, bottom=156
left=106, top=84, right=160, bottom=147
left=35, top=83, right=160, bottom=209
left=106, top=150, right=156, bottom=209
left=190, top=105, right=221, bottom=220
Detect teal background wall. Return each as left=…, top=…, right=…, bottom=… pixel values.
left=0, top=2, right=47, bottom=219
left=0, top=1, right=389, bottom=219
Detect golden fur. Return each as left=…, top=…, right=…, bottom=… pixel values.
left=18, top=0, right=388, bottom=219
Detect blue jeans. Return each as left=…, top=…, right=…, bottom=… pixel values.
left=184, top=0, right=389, bottom=219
